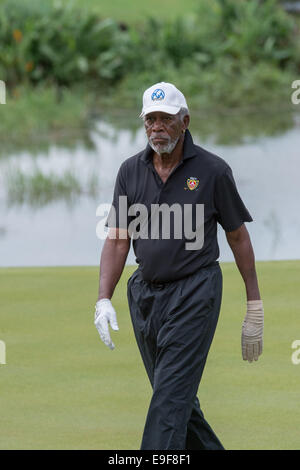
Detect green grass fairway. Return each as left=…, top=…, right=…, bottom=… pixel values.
left=0, top=260, right=299, bottom=450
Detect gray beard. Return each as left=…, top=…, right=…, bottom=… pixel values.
left=148, top=135, right=179, bottom=155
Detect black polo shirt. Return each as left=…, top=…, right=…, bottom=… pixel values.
left=106, top=129, right=252, bottom=282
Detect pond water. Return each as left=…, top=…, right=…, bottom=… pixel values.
left=0, top=108, right=299, bottom=267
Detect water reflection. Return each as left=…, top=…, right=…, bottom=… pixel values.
left=0, top=109, right=299, bottom=267
left=0, top=127, right=95, bottom=160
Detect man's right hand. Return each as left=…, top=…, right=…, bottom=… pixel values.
left=94, top=299, right=119, bottom=350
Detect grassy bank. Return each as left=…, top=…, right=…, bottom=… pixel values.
left=0, top=84, right=297, bottom=157
left=4, top=166, right=99, bottom=207
left=0, top=260, right=299, bottom=449
left=0, top=0, right=298, bottom=23
left=0, top=0, right=299, bottom=147
left=0, top=85, right=93, bottom=146
left=31, top=0, right=202, bottom=24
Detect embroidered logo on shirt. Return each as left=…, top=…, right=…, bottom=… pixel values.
left=185, top=177, right=199, bottom=191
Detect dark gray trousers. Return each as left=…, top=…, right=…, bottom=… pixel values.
left=127, top=263, right=224, bottom=450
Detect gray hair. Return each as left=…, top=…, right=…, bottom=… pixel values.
left=177, top=107, right=190, bottom=122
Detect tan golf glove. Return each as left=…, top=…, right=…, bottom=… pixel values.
left=242, top=300, right=264, bottom=362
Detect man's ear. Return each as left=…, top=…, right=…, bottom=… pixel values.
left=183, top=114, right=190, bottom=131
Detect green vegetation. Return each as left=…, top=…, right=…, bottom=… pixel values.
left=68, top=0, right=200, bottom=23
left=1, top=0, right=298, bottom=94
left=0, top=0, right=201, bottom=24
left=0, top=0, right=299, bottom=145
left=4, top=166, right=98, bottom=206
left=0, top=85, right=93, bottom=149
left=0, top=260, right=300, bottom=449
left=103, top=104, right=296, bottom=146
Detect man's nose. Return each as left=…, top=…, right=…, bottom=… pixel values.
left=151, top=118, right=164, bottom=131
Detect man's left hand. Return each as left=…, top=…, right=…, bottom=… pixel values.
left=241, top=300, right=264, bottom=362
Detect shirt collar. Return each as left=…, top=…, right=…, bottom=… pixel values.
left=140, top=129, right=197, bottom=164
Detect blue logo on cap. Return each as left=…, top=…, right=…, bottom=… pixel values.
left=151, top=89, right=165, bottom=101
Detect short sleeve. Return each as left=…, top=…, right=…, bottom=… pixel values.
left=214, top=166, right=253, bottom=232
left=105, top=162, right=132, bottom=229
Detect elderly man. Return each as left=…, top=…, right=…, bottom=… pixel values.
left=94, top=82, right=264, bottom=450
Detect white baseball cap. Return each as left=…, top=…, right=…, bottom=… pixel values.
left=140, top=82, right=189, bottom=117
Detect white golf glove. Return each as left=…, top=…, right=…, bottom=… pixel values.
left=242, top=300, right=264, bottom=362
left=94, top=299, right=119, bottom=350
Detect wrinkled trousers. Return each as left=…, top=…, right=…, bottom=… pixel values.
left=127, top=263, right=224, bottom=450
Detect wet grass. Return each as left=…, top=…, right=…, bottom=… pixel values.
left=5, top=167, right=99, bottom=206
left=0, top=85, right=93, bottom=149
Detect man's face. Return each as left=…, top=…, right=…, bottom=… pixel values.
left=144, top=111, right=187, bottom=155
